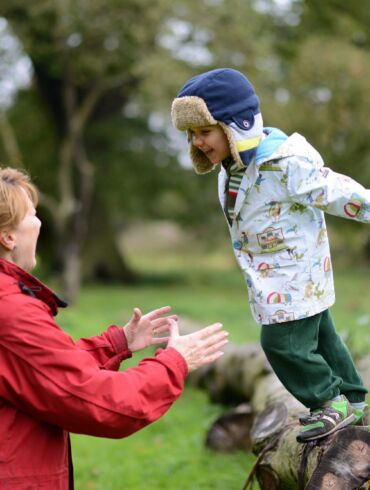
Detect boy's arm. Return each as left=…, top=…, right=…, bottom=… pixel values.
left=286, top=157, right=370, bottom=223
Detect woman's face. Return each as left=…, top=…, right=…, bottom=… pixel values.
left=11, top=192, right=42, bottom=272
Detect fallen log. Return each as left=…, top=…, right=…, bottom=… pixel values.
left=177, top=318, right=370, bottom=488
left=246, top=403, right=370, bottom=490
left=206, top=372, right=306, bottom=453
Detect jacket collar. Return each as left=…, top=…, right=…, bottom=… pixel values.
left=255, top=127, right=289, bottom=166
left=0, top=258, right=67, bottom=316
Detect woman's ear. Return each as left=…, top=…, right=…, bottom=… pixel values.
left=0, top=230, right=16, bottom=251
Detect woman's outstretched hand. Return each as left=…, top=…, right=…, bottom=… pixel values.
left=123, top=306, right=175, bottom=352
left=167, top=320, right=228, bottom=372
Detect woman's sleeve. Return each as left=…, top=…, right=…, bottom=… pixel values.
left=75, top=326, right=132, bottom=371
left=0, top=296, right=188, bottom=439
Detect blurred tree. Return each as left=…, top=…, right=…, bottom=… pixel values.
left=260, top=0, right=370, bottom=259
left=0, top=0, right=270, bottom=299
left=1, top=0, right=176, bottom=298
left=0, top=0, right=368, bottom=300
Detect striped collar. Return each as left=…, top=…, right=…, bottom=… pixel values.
left=222, top=158, right=245, bottom=176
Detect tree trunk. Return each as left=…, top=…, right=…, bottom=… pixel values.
left=81, top=198, right=138, bottom=284
left=60, top=240, right=82, bottom=303
left=0, top=111, right=23, bottom=166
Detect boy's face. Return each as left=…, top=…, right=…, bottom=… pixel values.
left=189, top=125, right=231, bottom=164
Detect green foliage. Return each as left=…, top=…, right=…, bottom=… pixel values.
left=265, top=35, right=370, bottom=184
left=1, top=0, right=370, bottom=285
left=299, top=0, right=370, bottom=49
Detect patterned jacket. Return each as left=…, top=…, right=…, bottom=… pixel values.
left=218, top=128, right=370, bottom=324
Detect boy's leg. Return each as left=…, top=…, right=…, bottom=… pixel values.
left=316, top=309, right=368, bottom=427
left=316, top=309, right=367, bottom=403
left=261, top=310, right=366, bottom=441
left=261, top=312, right=342, bottom=408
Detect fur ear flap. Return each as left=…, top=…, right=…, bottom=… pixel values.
left=171, top=96, right=217, bottom=131
left=218, top=123, right=245, bottom=170
left=189, top=145, right=218, bottom=174
left=172, top=95, right=221, bottom=173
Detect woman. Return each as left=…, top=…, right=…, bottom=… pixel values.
left=0, top=166, right=228, bottom=489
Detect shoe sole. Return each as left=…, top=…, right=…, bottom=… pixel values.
left=296, top=413, right=355, bottom=442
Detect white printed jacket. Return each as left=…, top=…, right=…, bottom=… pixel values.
left=218, top=129, right=370, bottom=324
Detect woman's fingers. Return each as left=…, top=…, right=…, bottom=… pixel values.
left=152, top=315, right=177, bottom=329
left=130, top=307, right=142, bottom=325
left=168, top=319, right=179, bottom=337
left=152, top=324, right=172, bottom=335
left=196, top=323, right=224, bottom=340
left=151, top=336, right=170, bottom=345
left=167, top=321, right=229, bottom=372
left=200, top=329, right=228, bottom=349
left=145, top=306, right=172, bottom=320
left=201, top=350, right=225, bottom=365
left=203, top=337, right=229, bottom=357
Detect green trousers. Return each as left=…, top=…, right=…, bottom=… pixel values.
left=261, top=309, right=367, bottom=409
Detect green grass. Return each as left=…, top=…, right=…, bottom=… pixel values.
left=58, top=250, right=370, bottom=490
left=72, top=388, right=254, bottom=490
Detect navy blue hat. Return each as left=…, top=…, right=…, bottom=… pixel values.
left=172, top=68, right=263, bottom=173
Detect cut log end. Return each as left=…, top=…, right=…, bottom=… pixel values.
left=206, top=403, right=254, bottom=452
left=256, top=465, right=280, bottom=490
left=250, top=402, right=288, bottom=454
left=306, top=427, right=370, bottom=490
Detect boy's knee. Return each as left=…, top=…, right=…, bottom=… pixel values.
left=260, top=325, right=285, bottom=355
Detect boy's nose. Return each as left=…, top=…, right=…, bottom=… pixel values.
left=192, top=134, right=204, bottom=148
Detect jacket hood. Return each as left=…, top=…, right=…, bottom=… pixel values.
left=172, top=68, right=263, bottom=174
left=0, top=258, right=67, bottom=316
left=256, top=129, right=324, bottom=169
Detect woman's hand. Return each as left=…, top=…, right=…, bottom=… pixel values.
left=123, top=306, right=176, bottom=353
left=167, top=320, right=228, bottom=372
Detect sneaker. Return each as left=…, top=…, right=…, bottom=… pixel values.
left=299, top=409, right=322, bottom=425
left=351, top=404, right=369, bottom=427
left=297, top=396, right=355, bottom=443
left=301, top=403, right=369, bottom=427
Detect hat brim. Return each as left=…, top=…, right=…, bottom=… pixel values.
left=171, top=96, right=217, bottom=130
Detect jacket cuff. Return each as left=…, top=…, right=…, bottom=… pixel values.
left=107, top=325, right=132, bottom=360
left=155, top=347, right=188, bottom=377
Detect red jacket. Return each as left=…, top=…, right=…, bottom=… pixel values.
left=0, top=258, right=187, bottom=489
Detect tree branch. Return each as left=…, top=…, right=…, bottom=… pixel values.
left=0, top=111, right=23, bottom=167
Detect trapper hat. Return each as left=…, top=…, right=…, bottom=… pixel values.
left=171, top=68, right=263, bottom=174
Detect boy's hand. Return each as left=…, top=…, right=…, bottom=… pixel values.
left=123, top=306, right=176, bottom=352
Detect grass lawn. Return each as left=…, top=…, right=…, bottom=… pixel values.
left=58, top=249, right=370, bottom=489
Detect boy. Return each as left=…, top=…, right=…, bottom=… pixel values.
left=171, top=68, right=369, bottom=442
